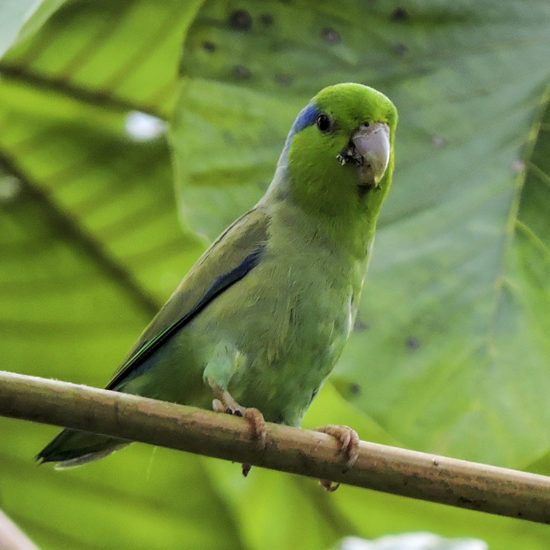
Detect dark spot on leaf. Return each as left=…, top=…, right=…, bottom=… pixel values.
left=353, top=318, right=369, bottom=332
left=275, top=73, right=293, bottom=86
left=321, top=27, right=341, bottom=44
left=229, top=9, right=252, bottom=31
left=260, top=13, right=273, bottom=26
left=391, top=7, right=409, bottom=21
left=233, top=65, right=251, bottom=79
left=406, top=337, right=420, bottom=350
left=202, top=41, right=216, bottom=52
left=394, top=42, right=408, bottom=56
left=349, top=383, right=361, bottom=396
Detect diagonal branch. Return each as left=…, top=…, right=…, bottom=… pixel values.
left=1, top=370, right=549, bottom=525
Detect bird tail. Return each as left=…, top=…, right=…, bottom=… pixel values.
left=36, top=429, right=129, bottom=469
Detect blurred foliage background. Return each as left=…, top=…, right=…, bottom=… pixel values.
left=0, top=0, right=549, bottom=548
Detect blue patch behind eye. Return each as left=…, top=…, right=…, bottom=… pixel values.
left=291, top=103, right=319, bottom=135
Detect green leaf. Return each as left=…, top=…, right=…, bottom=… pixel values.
left=172, top=0, right=550, bottom=468
left=2, top=0, right=550, bottom=548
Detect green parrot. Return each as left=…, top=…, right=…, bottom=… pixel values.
left=37, top=83, right=397, bottom=474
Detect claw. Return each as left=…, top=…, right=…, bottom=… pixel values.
left=210, top=383, right=267, bottom=477
left=320, top=479, right=341, bottom=492
left=211, top=388, right=266, bottom=447
left=315, top=425, right=360, bottom=491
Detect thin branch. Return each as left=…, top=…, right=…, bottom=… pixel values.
left=1, top=370, right=549, bottom=524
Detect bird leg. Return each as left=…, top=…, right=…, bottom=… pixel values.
left=211, top=389, right=267, bottom=447
left=315, top=424, right=360, bottom=492
left=210, top=384, right=267, bottom=477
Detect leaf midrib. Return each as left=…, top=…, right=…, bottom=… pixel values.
left=0, top=149, right=160, bottom=317
left=484, top=81, right=550, bottom=363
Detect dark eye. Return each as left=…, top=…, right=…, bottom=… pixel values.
left=316, top=113, right=331, bottom=133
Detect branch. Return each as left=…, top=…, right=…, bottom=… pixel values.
left=1, top=370, right=549, bottom=524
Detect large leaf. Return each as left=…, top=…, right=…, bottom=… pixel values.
left=1, top=1, right=550, bottom=549
left=172, top=0, right=550, bottom=467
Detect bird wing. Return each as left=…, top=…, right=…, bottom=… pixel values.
left=106, top=207, right=269, bottom=390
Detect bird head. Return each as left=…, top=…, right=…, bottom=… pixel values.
left=277, top=83, right=397, bottom=217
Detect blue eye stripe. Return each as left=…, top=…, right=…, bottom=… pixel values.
left=278, top=103, right=321, bottom=162
left=291, top=103, right=319, bottom=134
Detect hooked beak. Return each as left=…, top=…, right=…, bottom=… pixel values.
left=337, top=122, right=391, bottom=188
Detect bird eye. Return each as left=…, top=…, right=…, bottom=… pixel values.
left=316, top=113, right=331, bottom=133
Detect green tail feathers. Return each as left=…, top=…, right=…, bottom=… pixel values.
left=36, top=429, right=129, bottom=468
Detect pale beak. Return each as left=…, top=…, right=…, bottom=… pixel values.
left=351, top=122, right=391, bottom=187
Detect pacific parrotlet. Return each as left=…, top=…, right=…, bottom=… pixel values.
left=37, top=83, right=397, bottom=473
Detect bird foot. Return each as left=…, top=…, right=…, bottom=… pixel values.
left=211, top=388, right=266, bottom=478
left=315, top=424, right=360, bottom=492
left=212, top=391, right=266, bottom=449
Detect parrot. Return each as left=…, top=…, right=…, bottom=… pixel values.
left=37, top=83, right=398, bottom=482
